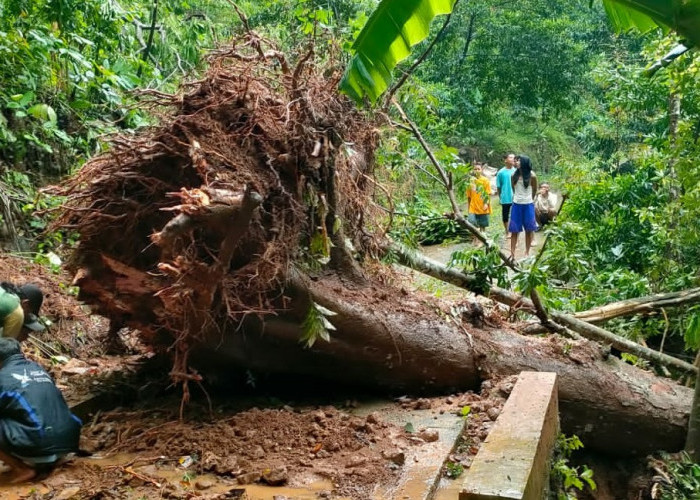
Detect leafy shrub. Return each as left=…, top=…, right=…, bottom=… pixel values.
left=449, top=246, right=510, bottom=294
left=657, top=453, right=700, bottom=500
left=551, top=434, right=596, bottom=500
left=391, top=196, right=467, bottom=246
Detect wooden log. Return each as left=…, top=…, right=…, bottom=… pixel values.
left=193, top=271, right=692, bottom=456
left=390, top=244, right=698, bottom=375
left=523, top=287, right=700, bottom=334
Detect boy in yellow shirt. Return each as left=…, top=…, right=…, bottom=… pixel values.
left=467, top=163, right=492, bottom=232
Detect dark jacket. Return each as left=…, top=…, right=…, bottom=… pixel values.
left=0, top=353, right=81, bottom=458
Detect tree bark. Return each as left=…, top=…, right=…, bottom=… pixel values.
left=193, top=271, right=692, bottom=457
left=137, top=0, right=159, bottom=78
left=390, top=244, right=697, bottom=374
left=685, top=374, right=700, bottom=461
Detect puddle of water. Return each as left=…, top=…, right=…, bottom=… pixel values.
left=0, top=454, right=345, bottom=500
left=0, top=483, right=51, bottom=500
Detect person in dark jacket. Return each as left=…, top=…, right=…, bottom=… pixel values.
left=0, top=337, right=81, bottom=483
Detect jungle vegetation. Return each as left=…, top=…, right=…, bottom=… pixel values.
left=2, top=0, right=700, bottom=493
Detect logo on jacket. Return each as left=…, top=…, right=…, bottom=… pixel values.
left=11, top=370, right=31, bottom=387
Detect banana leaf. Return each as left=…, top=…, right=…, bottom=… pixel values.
left=341, top=0, right=700, bottom=106
left=600, top=0, right=700, bottom=47
left=339, top=0, right=456, bottom=104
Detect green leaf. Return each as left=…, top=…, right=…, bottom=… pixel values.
left=564, top=473, right=583, bottom=490
left=684, top=312, right=700, bottom=350
left=70, top=99, right=91, bottom=110
left=580, top=466, right=597, bottom=490
left=27, top=104, right=57, bottom=125
left=339, top=0, right=457, bottom=104
left=299, top=301, right=336, bottom=348
left=601, top=0, right=700, bottom=48
left=18, top=91, right=35, bottom=106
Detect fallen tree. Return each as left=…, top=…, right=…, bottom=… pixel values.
left=193, top=272, right=692, bottom=456
left=55, top=32, right=694, bottom=457
left=390, top=244, right=697, bottom=375
left=523, top=287, right=700, bottom=334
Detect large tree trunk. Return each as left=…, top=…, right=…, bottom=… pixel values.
left=391, top=244, right=697, bottom=374
left=193, top=273, right=692, bottom=457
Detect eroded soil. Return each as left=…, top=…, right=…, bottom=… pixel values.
left=0, top=255, right=514, bottom=499
left=0, top=389, right=511, bottom=500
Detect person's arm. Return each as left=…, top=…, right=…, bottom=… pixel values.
left=496, top=172, right=502, bottom=197
left=531, top=173, right=538, bottom=199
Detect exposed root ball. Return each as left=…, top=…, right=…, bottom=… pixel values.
left=55, top=33, right=378, bottom=380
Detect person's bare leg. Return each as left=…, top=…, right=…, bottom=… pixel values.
left=0, top=450, right=36, bottom=483
left=510, top=232, right=518, bottom=260
left=525, top=231, right=533, bottom=256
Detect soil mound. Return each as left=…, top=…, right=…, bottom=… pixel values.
left=0, top=254, right=106, bottom=356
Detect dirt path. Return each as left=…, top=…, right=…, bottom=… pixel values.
left=0, top=390, right=510, bottom=500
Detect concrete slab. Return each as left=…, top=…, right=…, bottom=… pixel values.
left=459, top=372, right=559, bottom=500
left=353, top=401, right=466, bottom=500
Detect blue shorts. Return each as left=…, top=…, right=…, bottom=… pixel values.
left=508, top=203, right=537, bottom=233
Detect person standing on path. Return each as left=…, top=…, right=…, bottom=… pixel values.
left=466, top=163, right=492, bottom=235
left=509, top=155, right=538, bottom=260
left=496, top=153, right=516, bottom=236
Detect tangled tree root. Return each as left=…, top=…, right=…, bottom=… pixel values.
left=54, top=32, right=379, bottom=392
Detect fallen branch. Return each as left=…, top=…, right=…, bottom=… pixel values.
left=121, top=466, right=162, bottom=488
left=546, top=312, right=696, bottom=374
left=524, top=287, right=700, bottom=334
left=389, top=243, right=697, bottom=375
left=386, top=104, right=556, bottom=330
left=390, top=100, right=519, bottom=272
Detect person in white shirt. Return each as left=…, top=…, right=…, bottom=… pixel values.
left=508, top=155, right=538, bottom=260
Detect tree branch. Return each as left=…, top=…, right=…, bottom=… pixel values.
left=137, top=0, right=159, bottom=78
left=523, top=287, right=700, bottom=334
left=389, top=243, right=697, bottom=374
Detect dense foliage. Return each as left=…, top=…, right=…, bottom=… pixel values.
left=0, top=0, right=373, bottom=248
left=538, top=37, right=700, bottom=354
left=3, top=0, right=700, bottom=363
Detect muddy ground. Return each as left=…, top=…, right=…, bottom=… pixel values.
left=0, top=255, right=516, bottom=500
left=0, top=255, right=657, bottom=500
